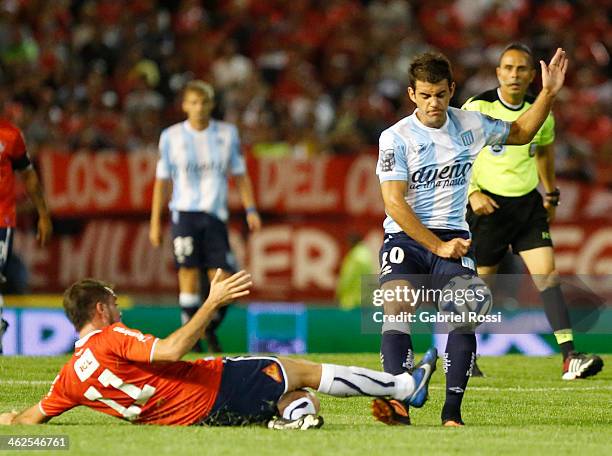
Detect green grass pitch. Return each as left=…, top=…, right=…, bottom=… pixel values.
left=1, top=354, right=610, bottom=455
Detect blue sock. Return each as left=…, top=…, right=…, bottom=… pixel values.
left=380, top=331, right=414, bottom=375
left=442, top=330, right=476, bottom=423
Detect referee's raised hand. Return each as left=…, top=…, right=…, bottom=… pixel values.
left=540, top=48, right=568, bottom=97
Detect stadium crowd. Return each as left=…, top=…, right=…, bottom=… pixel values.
left=0, top=0, right=610, bottom=184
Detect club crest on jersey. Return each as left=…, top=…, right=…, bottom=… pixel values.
left=380, top=149, right=395, bottom=172
left=262, top=363, right=283, bottom=383
left=460, top=130, right=474, bottom=146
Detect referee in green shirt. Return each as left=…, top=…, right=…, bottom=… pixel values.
left=463, top=43, right=602, bottom=380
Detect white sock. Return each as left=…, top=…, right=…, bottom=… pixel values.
left=317, top=364, right=414, bottom=400
left=179, top=293, right=200, bottom=325
left=282, top=397, right=317, bottom=420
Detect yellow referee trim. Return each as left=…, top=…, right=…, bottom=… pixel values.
left=554, top=329, right=574, bottom=345
left=2, top=294, right=133, bottom=309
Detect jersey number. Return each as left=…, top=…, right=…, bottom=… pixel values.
left=84, top=369, right=156, bottom=420
left=76, top=349, right=155, bottom=420
left=173, top=236, right=194, bottom=264
left=381, top=247, right=405, bottom=268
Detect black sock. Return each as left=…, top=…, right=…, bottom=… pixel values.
left=204, top=306, right=229, bottom=353
left=181, top=305, right=199, bottom=324
left=442, top=330, right=476, bottom=424
left=540, top=285, right=574, bottom=359
left=559, top=341, right=575, bottom=360
left=380, top=331, right=413, bottom=375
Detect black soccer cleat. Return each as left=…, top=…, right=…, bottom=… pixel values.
left=267, top=414, right=324, bottom=430
left=562, top=352, right=604, bottom=380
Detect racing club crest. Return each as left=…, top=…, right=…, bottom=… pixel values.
left=460, top=130, right=474, bottom=146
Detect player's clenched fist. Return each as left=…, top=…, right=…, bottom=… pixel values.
left=436, top=238, right=471, bottom=259
left=206, top=269, right=252, bottom=308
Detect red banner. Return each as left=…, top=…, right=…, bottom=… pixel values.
left=39, top=150, right=611, bottom=222
left=39, top=151, right=158, bottom=215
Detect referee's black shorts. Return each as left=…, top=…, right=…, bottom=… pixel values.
left=467, top=188, right=553, bottom=267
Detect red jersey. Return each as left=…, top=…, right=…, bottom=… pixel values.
left=38, top=323, right=224, bottom=425
left=0, top=120, right=29, bottom=227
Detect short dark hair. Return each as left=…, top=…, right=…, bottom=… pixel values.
left=499, top=42, right=534, bottom=68
left=63, top=279, right=115, bottom=330
left=408, top=52, right=453, bottom=89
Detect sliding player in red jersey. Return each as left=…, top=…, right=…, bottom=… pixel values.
left=0, top=270, right=437, bottom=429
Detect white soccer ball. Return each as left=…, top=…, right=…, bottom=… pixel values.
left=437, top=275, right=493, bottom=330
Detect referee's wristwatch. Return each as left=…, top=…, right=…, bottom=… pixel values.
left=544, top=188, right=560, bottom=207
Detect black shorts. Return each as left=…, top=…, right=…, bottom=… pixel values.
left=467, top=188, right=553, bottom=267
left=171, top=211, right=237, bottom=271
left=200, top=356, right=288, bottom=426
left=379, top=229, right=477, bottom=290
left=0, top=227, right=14, bottom=280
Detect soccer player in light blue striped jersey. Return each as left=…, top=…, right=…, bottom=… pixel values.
left=150, top=80, right=261, bottom=352
left=375, top=50, right=568, bottom=426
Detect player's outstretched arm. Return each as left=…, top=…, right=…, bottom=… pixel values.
left=381, top=181, right=470, bottom=259
left=0, top=405, right=50, bottom=425
left=506, top=48, right=568, bottom=145
left=152, top=270, right=252, bottom=362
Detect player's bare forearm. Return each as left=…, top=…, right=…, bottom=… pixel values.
left=20, top=168, right=51, bottom=221
left=235, top=174, right=261, bottom=230
left=536, top=144, right=556, bottom=192
left=20, top=167, right=52, bottom=245
left=381, top=181, right=442, bottom=254
left=235, top=174, right=257, bottom=210
left=0, top=405, right=49, bottom=425
left=150, top=179, right=170, bottom=224
left=149, top=179, right=171, bottom=246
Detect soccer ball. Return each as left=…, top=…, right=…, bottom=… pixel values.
left=437, top=275, right=493, bottom=330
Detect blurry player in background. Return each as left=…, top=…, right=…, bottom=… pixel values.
left=149, top=80, right=261, bottom=353
left=0, top=119, right=52, bottom=354
left=463, top=43, right=603, bottom=380
left=376, top=48, right=568, bottom=425
left=0, top=271, right=437, bottom=428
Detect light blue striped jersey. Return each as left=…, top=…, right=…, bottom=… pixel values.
left=376, top=107, right=510, bottom=233
left=156, top=120, right=246, bottom=221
